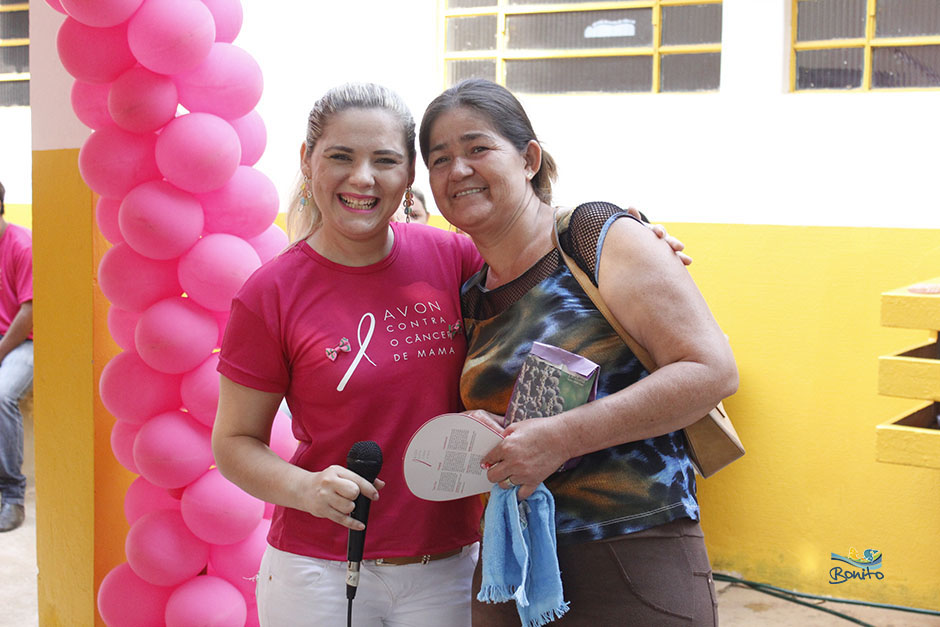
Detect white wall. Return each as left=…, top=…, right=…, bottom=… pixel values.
left=508, top=0, right=940, bottom=227
left=22, top=0, right=940, bottom=227
left=240, top=0, right=443, bottom=215
left=0, top=107, right=32, bottom=204
left=239, top=0, right=940, bottom=228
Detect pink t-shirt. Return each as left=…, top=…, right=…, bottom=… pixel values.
left=0, top=223, right=33, bottom=338
left=219, top=222, right=484, bottom=560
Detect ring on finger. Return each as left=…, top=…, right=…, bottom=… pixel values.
left=506, top=477, right=517, bottom=487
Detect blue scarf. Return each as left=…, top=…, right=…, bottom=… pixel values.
left=477, top=484, right=569, bottom=627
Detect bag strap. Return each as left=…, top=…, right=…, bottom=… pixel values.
left=551, top=207, right=659, bottom=374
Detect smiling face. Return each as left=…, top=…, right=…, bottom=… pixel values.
left=426, top=106, right=540, bottom=236
left=302, top=107, right=414, bottom=263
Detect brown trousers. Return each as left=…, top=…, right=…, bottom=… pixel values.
left=472, top=518, right=718, bottom=626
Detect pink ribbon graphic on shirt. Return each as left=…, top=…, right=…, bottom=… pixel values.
left=325, top=337, right=351, bottom=361
left=337, top=313, right=376, bottom=392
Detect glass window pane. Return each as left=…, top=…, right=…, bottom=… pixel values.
left=797, top=0, right=866, bottom=41
left=446, top=59, right=497, bottom=86
left=872, top=45, right=940, bottom=88
left=0, top=10, right=29, bottom=40
left=446, top=0, right=496, bottom=8
left=662, top=5, right=723, bottom=46
left=661, top=53, right=721, bottom=91
left=0, top=80, right=28, bottom=106
left=446, top=15, right=497, bottom=52
left=795, top=47, right=863, bottom=88
left=507, top=9, right=653, bottom=50
left=876, top=0, right=940, bottom=37
left=506, top=56, right=652, bottom=93
left=0, top=45, right=28, bottom=74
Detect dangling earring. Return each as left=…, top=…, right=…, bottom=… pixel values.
left=402, top=186, right=414, bottom=223
left=299, top=175, right=313, bottom=211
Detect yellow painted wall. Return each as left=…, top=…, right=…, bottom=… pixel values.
left=671, top=223, right=940, bottom=609
left=6, top=204, right=32, bottom=230
left=32, top=148, right=126, bottom=626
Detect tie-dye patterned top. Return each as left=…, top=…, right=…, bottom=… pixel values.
left=460, top=201, right=698, bottom=545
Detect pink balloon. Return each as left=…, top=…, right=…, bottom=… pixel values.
left=199, top=166, right=279, bottom=239
left=95, top=196, right=124, bottom=244
left=125, top=476, right=181, bottom=525
left=126, top=509, right=209, bottom=586
left=70, top=80, right=114, bottom=130
left=135, top=297, right=218, bottom=374
left=208, top=518, right=269, bottom=596
left=98, top=243, right=181, bottom=312
left=119, top=181, right=204, bottom=260
left=178, top=234, right=261, bottom=312
left=214, top=309, right=230, bottom=346
left=97, top=562, right=173, bottom=627
left=110, top=419, right=141, bottom=474
left=180, top=353, right=220, bottom=427
left=127, top=0, right=215, bottom=75
left=228, top=110, right=267, bottom=166
left=244, top=596, right=261, bottom=627
left=107, top=306, right=141, bottom=351
left=44, top=0, right=69, bottom=15
left=59, top=0, right=145, bottom=27
left=78, top=126, right=160, bottom=199
left=246, top=223, right=288, bottom=265
left=270, top=410, right=297, bottom=462
left=99, top=351, right=183, bottom=424
left=155, top=113, right=240, bottom=193
left=181, top=467, right=265, bottom=545
left=57, top=18, right=136, bottom=83
left=175, top=43, right=263, bottom=120
left=165, top=576, right=247, bottom=627
left=133, top=410, right=213, bottom=488
left=108, top=67, right=179, bottom=133
left=200, top=0, right=242, bottom=43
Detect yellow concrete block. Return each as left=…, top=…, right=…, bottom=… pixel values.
left=878, top=339, right=940, bottom=400
left=876, top=401, right=940, bottom=469
left=881, top=277, right=940, bottom=330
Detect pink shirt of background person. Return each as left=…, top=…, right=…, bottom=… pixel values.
left=0, top=223, right=32, bottom=340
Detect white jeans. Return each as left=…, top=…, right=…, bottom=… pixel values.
left=256, top=544, right=478, bottom=627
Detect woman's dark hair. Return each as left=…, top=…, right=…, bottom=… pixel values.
left=419, top=79, right=557, bottom=204
left=0, top=180, right=5, bottom=215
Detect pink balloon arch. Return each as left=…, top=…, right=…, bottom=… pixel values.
left=52, top=0, right=294, bottom=624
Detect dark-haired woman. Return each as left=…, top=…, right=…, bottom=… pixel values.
left=420, top=79, right=738, bottom=625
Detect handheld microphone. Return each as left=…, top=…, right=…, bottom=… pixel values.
left=345, top=440, right=383, bottom=601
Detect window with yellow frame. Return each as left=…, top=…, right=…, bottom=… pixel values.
left=793, top=0, right=940, bottom=90
left=442, top=0, right=723, bottom=94
left=0, top=1, right=29, bottom=106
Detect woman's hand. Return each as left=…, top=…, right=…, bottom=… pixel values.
left=626, top=207, right=692, bottom=266
left=213, top=376, right=386, bottom=531
left=479, top=416, right=573, bottom=501
left=300, top=466, right=385, bottom=531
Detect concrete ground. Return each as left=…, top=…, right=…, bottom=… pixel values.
left=2, top=410, right=938, bottom=627
left=0, top=397, right=38, bottom=627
